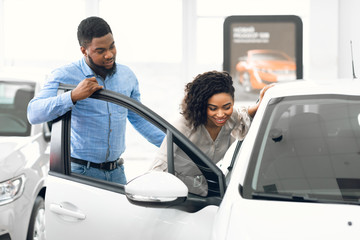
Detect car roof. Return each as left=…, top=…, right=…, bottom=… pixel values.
left=0, top=68, right=49, bottom=85
left=266, top=79, right=360, bottom=99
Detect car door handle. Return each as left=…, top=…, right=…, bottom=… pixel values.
left=49, top=203, right=86, bottom=220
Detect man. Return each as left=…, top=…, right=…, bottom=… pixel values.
left=27, top=16, right=165, bottom=184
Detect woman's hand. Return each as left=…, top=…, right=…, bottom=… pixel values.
left=247, top=83, right=275, bottom=118
left=258, top=83, right=275, bottom=103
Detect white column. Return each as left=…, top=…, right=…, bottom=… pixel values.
left=308, top=0, right=339, bottom=79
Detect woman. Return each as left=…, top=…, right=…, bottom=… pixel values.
left=150, top=70, right=273, bottom=196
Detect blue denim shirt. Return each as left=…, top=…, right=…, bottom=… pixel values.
left=28, top=58, right=165, bottom=163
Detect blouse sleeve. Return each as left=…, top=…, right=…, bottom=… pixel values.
left=230, top=106, right=252, bottom=140
left=149, top=130, right=170, bottom=172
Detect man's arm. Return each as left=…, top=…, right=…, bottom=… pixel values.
left=27, top=73, right=103, bottom=124
left=27, top=79, right=74, bottom=124
left=128, top=111, right=165, bottom=147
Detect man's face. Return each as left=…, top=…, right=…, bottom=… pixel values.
left=81, top=33, right=117, bottom=76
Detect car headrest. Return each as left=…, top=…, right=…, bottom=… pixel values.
left=14, top=87, right=35, bottom=110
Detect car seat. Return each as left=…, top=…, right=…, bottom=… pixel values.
left=13, top=87, right=35, bottom=135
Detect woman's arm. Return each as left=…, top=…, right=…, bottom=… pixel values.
left=247, top=83, right=275, bottom=118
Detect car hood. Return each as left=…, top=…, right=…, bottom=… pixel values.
left=0, top=137, right=29, bottom=180
left=224, top=198, right=360, bottom=239
left=253, top=60, right=295, bottom=70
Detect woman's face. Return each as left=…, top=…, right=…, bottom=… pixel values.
left=206, top=92, right=234, bottom=128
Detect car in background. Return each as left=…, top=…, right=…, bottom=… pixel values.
left=235, top=49, right=296, bottom=92
left=45, top=79, right=360, bottom=239
left=0, top=72, right=50, bottom=240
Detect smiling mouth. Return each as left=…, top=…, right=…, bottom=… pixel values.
left=104, top=60, right=114, bottom=68
left=214, top=118, right=227, bottom=124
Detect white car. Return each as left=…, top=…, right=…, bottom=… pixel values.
left=0, top=73, right=50, bottom=240
left=45, top=79, right=360, bottom=240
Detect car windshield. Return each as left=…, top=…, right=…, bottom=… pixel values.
left=243, top=95, right=360, bottom=204
left=0, top=81, right=35, bottom=136
left=251, top=52, right=289, bottom=61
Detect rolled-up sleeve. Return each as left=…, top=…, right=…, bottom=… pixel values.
left=27, top=72, right=74, bottom=124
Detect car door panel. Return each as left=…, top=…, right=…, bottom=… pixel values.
left=46, top=175, right=218, bottom=240
left=46, top=85, right=227, bottom=239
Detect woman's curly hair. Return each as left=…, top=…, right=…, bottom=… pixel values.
left=181, top=70, right=234, bottom=130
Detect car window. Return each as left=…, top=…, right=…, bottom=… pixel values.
left=243, top=95, right=360, bottom=203
left=69, top=98, right=219, bottom=198
left=50, top=89, right=225, bottom=200
left=68, top=98, right=162, bottom=181
left=0, top=81, right=34, bottom=136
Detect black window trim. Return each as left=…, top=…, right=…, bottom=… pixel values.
left=49, top=84, right=227, bottom=206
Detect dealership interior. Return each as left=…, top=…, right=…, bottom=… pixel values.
left=1, top=2, right=360, bottom=239
left=0, top=0, right=359, bottom=107
left=0, top=0, right=359, bottom=176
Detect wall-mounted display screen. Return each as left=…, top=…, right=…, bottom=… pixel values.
left=223, top=15, right=303, bottom=101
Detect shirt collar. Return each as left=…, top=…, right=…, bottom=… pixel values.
left=80, top=57, right=96, bottom=78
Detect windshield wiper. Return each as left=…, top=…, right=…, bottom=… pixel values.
left=251, top=192, right=360, bottom=205
left=252, top=192, right=319, bottom=203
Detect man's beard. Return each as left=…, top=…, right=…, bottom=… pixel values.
left=88, top=55, right=117, bottom=77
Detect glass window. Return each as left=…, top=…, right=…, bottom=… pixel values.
left=3, top=0, right=86, bottom=62
left=67, top=95, right=224, bottom=197
left=243, top=95, right=360, bottom=203
left=196, top=17, right=224, bottom=64
left=99, top=0, right=182, bottom=63
left=196, top=0, right=310, bottom=66
left=69, top=98, right=163, bottom=184
left=0, top=81, right=34, bottom=136
left=197, top=0, right=309, bottom=16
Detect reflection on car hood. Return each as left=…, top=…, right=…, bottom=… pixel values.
left=225, top=198, right=360, bottom=239
left=0, top=137, right=29, bottom=180
left=253, top=60, right=295, bottom=70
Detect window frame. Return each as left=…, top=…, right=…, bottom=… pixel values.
left=49, top=83, right=227, bottom=210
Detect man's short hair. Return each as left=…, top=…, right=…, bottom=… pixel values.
left=77, top=16, right=112, bottom=48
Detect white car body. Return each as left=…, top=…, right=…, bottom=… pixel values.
left=46, top=79, right=360, bottom=239
left=0, top=72, right=50, bottom=240
left=212, top=79, right=360, bottom=239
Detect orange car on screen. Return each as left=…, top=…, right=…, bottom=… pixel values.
left=235, top=49, right=296, bottom=92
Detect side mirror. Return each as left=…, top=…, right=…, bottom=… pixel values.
left=125, top=171, right=188, bottom=207
left=43, top=121, right=52, bottom=142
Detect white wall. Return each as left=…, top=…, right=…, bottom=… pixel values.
left=308, top=0, right=339, bottom=80
left=0, top=1, right=358, bottom=82
left=338, top=0, right=360, bottom=79
left=307, top=0, right=360, bottom=80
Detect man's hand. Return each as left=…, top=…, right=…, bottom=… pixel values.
left=71, top=77, right=103, bottom=103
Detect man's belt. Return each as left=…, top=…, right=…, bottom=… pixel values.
left=71, top=157, right=124, bottom=171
